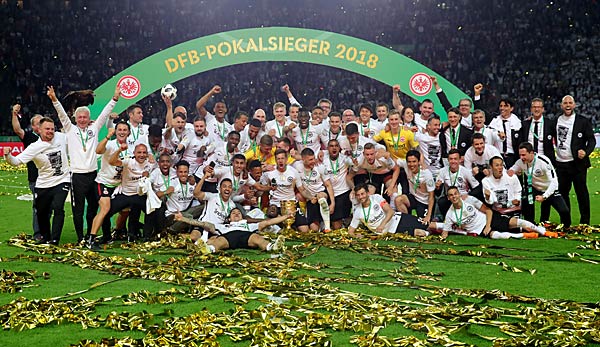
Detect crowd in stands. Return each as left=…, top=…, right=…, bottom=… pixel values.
left=1, top=0, right=599, bottom=134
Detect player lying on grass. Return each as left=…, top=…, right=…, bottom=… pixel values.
left=173, top=207, right=289, bottom=253
left=442, top=186, right=557, bottom=239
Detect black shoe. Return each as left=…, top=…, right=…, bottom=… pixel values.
left=33, top=234, right=45, bottom=244
left=86, top=235, right=101, bottom=251
left=49, top=240, right=59, bottom=246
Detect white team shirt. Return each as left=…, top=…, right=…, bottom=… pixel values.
left=556, top=114, right=576, bottom=162
left=319, top=127, right=345, bottom=147
left=396, top=159, right=435, bottom=205
left=96, top=140, right=126, bottom=187
left=238, top=127, right=260, bottom=153
left=321, top=153, right=354, bottom=196
left=164, top=178, right=196, bottom=216
left=443, top=200, right=486, bottom=235
left=265, top=118, right=292, bottom=139
left=291, top=124, right=324, bottom=154
left=436, top=165, right=480, bottom=195
left=260, top=166, right=303, bottom=207
left=214, top=220, right=259, bottom=235
left=357, top=120, right=382, bottom=139
left=120, top=158, right=153, bottom=196
left=339, top=135, right=383, bottom=159
left=463, top=145, right=502, bottom=170
left=180, top=134, right=212, bottom=174
left=482, top=172, right=521, bottom=212
left=127, top=123, right=150, bottom=147
left=198, top=192, right=235, bottom=225
left=213, top=166, right=256, bottom=202
left=205, top=112, right=233, bottom=145
left=414, top=132, right=443, bottom=176
left=149, top=167, right=177, bottom=193
left=414, top=114, right=429, bottom=133
left=509, top=154, right=558, bottom=199
left=8, top=132, right=70, bottom=188
left=473, top=126, right=502, bottom=148
left=350, top=194, right=400, bottom=234
left=293, top=162, right=329, bottom=196
left=54, top=99, right=115, bottom=173
left=460, top=114, right=473, bottom=130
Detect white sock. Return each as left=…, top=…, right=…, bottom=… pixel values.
left=389, top=193, right=398, bottom=210
left=208, top=245, right=216, bottom=253
left=516, top=219, right=544, bottom=234
left=266, top=242, right=273, bottom=251
left=490, top=231, right=517, bottom=239
left=318, top=197, right=331, bottom=230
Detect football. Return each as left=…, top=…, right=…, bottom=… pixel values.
left=161, top=84, right=177, bottom=100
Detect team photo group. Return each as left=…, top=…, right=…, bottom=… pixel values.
left=5, top=75, right=596, bottom=252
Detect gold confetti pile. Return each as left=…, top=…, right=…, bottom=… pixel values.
left=1, top=229, right=600, bottom=347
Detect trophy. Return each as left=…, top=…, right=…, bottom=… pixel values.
left=280, top=200, right=296, bottom=232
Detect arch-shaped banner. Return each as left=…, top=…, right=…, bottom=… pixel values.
left=89, top=27, right=468, bottom=120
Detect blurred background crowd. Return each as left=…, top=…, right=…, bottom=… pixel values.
left=1, top=0, right=598, bottom=133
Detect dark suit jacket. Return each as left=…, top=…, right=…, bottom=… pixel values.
left=440, top=124, right=473, bottom=157
left=520, top=117, right=557, bottom=164
left=554, top=115, right=596, bottom=170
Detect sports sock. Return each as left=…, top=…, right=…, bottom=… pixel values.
left=318, top=197, right=331, bottom=231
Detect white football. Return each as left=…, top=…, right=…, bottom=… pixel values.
left=161, top=84, right=177, bottom=100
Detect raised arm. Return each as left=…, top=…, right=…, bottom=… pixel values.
left=258, top=212, right=294, bottom=231
left=11, top=104, right=24, bottom=139
left=109, top=142, right=128, bottom=166
left=47, top=86, right=71, bottom=132
left=195, top=85, right=221, bottom=117
left=93, top=84, right=121, bottom=132
left=430, top=75, right=452, bottom=112
left=96, top=128, right=115, bottom=154
left=163, top=94, right=174, bottom=127
left=392, top=84, right=404, bottom=112
left=282, top=84, right=302, bottom=107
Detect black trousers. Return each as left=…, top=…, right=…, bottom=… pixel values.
left=106, top=194, right=147, bottom=239
left=556, top=161, right=590, bottom=225
left=522, top=187, right=571, bottom=227
left=71, top=171, right=99, bottom=240
left=34, top=182, right=70, bottom=244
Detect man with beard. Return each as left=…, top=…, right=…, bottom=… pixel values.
left=394, top=150, right=436, bottom=224
left=179, top=117, right=211, bottom=175
left=442, top=186, right=546, bottom=240
left=413, top=99, right=435, bottom=133
left=239, top=118, right=261, bottom=153
left=348, top=184, right=437, bottom=238
left=291, top=108, right=324, bottom=155
left=463, top=133, right=502, bottom=182
left=339, top=123, right=384, bottom=185
left=508, top=142, right=570, bottom=228
left=195, top=85, right=232, bottom=145
left=11, top=105, right=43, bottom=240
left=414, top=115, right=443, bottom=179
left=125, top=103, right=149, bottom=147
left=293, top=148, right=335, bottom=232
left=196, top=131, right=241, bottom=193
left=553, top=95, right=595, bottom=225
left=260, top=149, right=311, bottom=232
left=352, top=143, right=400, bottom=200
left=159, top=160, right=197, bottom=235
left=436, top=149, right=481, bottom=216
left=107, top=143, right=154, bottom=242
left=321, top=139, right=354, bottom=229
left=4, top=117, right=70, bottom=245
left=165, top=112, right=193, bottom=161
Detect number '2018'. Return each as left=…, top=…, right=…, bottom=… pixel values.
left=334, top=44, right=379, bottom=68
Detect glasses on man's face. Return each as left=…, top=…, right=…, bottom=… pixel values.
left=459, top=104, right=470, bottom=107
